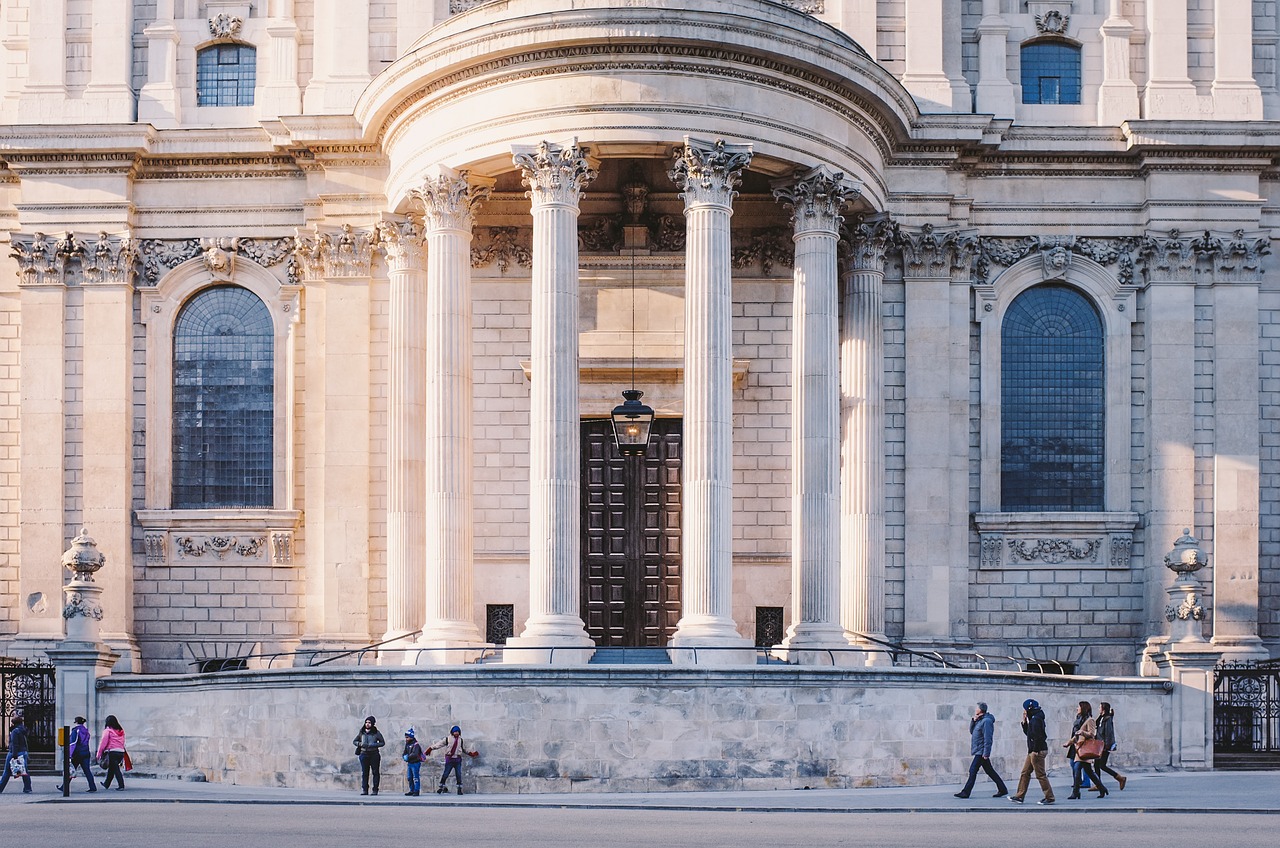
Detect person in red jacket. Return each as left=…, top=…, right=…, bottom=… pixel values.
left=425, top=725, right=479, bottom=795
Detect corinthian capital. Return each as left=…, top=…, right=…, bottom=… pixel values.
left=376, top=216, right=426, bottom=273
left=83, top=232, right=139, bottom=286
left=841, top=215, right=898, bottom=272
left=899, top=223, right=975, bottom=279
left=512, top=140, right=597, bottom=208
left=772, top=165, right=860, bottom=236
left=669, top=137, right=753, bottom=209
left=412, top=166, right=493, bottom=233
left=292, top=223, right=379, bottom=281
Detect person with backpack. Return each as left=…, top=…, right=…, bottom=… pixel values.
left=402, top=728, right=424, bottom=796
left=426, top=725, right=479, bottom=795
left=59, top=715, right=98, bottom=793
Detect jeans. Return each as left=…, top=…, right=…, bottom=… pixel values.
left=1070, top=758, right=1094, bottom=788
left=359, top=752, right=381, bottom=793
left=102, top=750, right=126, bottom=789
left=1071, top=758, right=1105, bottom=795
left=958, top=754, right=1007, bottom=796
left=68, top=752, right=98, bottom=790
left=405, top=761, right=421, bottom=793
left=1012, top=750, right=1054, bottom=801
left=0, top=751, right=32, bottom=793
left=440, top=758, right=463, bottom=787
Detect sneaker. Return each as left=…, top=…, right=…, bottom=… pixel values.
left=1008, top=796, right=1024, bottom=804
left=1037, top=798, right=1055, bottom=805
left=1117, top=775, right=1127, bottom=791
left=360, top=791, right=368, bottom=796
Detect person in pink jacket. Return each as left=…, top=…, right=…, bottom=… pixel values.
left=96, top=714, right=127, bottom=791
left=425, top=725, right=479, bottom=795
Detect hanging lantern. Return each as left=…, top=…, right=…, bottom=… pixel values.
left=610, top=389, right=654, bottom=456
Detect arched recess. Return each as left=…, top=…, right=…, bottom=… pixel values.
left=139, top=256, right=300, bottom=513
left=975, top=252, right=1136, bottom=515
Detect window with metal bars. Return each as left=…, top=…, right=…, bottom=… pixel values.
left=196, top=43, right=256, bottom=107
left=1020, top=41, right=1081, bottom=104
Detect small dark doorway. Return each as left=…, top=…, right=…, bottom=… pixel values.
left=581, top=418, right=682, bottom=646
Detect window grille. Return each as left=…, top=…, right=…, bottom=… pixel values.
left=1020, top=42, right=1081, bottom=104
left=196, top=43, right=256, bottom=107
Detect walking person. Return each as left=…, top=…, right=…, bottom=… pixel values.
left=402, top=728, right=424, bottom=796
left=353, top=716, right=385, bottom=796
left=0, top=713, right=32, bottom=794
left=59, top=716, right=98, bottom=793
left=1064, top=700, right=1107, bottom=799
left=1007, top=698, right=1055, bottom=805
left=426, top=725, right=480, bottom=795
left=96, top=714, right=127, bottom=791
left=1094, top=701, right=1127, bottom=790
left=954, top=702, right=1008, bottom=799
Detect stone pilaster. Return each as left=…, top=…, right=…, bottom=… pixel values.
left=771, top=166, right=859, bottom=659
left=262, top=0, right=303, bottom=117
left=1211, top=0, right=1263, bottom=120
left=294, top=224, right=377, bottom=652
left=1097, top=0, right=1139, bottom=125
left=1143, top=0, right=1199, bottom=118
left=668, top=137, right=754, bottom=664
left=413, top=167, right=493, bottom=661
left=82, top=0, right=133, bottom=121
left=303, top=0, right=371, bottom=113
left=901, top=0, right=965, bottom=112
left=840, top=216, right=894, bottom=662
left=974, top=0, right=1014, bottom=119
left=504, top=141, right=596, bottom=663
left=378, top=217, right=428, bottom=651
left=899, top=225, right=974, bottom=650
left=138, top=0, right=180, bottom=125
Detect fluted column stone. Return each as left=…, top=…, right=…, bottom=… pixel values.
left=771, top=166, right=859, bottom=661
left=414, top=167, right=492, bottom=661
left=504, top=141, right=597, bottom=664
left=668, top=137, right=754, bottom=664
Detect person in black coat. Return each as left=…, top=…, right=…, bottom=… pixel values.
left=1007, top=698, right=1055, bottom=805
left=352, top=715, right=386, bottom=796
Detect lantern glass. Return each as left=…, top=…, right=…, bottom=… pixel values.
left=611, top=389, right=654, bottom=456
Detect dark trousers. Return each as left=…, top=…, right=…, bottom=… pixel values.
left=0, top=751, right=32, bottom=793
left=440, top=758, right=463, bottom=786
left=1071, top=758, right=1105, bottom=794
left=102, top=750, right=125, bottom=789
left=959, top=754, right=1007, bottom=796
left=1096, top=750, right=1123, bottom=780
left=67, top=753, right=98, bottom=790
left=359, top=752, right=381, bottom=793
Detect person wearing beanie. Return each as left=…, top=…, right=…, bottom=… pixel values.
left=954, top=701, right=1008, bottom=799
left=0, top=713, right=31, bottom=794
left=425, top=725, right=479, bottom=795
left=402, top=728, right=425, bottom=796
left=59, top=715, right=98, bottom=793
left=1008, top=698, right=1055, bottom=805
left=352, top=716, right=386, bottom=796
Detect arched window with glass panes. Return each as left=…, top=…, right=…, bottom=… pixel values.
left=1000, top=284, right=1104, bottom=511
left=171, top=285, right=273, bottom=509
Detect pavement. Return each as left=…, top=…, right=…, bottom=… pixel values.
left=3, top=769, right=1278, bottom=813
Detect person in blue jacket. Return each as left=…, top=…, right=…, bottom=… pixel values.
left=0, top=713, right=32, bottom=794
left=954, top=701, right=1009, bottom=799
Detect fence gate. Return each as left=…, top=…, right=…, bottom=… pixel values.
left=0, top=658, right=56, bottom=762
left=1214, top=660, right=1280, bottom=768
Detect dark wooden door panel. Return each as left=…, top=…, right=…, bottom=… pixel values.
left=581, top=418, right=682, bottom=646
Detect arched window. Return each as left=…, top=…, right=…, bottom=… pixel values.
left=172, top=286, right=273, bottom=508
left=1000, top=284, right=1104, bottom=511
left=196, top=43, right=256, bottom=106
left=1020, top=41, right=1081, bottom=104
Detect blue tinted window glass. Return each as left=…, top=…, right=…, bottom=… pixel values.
left=196, top=44, right=256, bottom=107
left=1001, top=284, right=1104, bottom=511
left=1021, top=42, right=1081, bottom=104
left=172, top=286, right=273, bottom=508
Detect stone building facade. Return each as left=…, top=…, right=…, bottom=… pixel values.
left=0, top=0, right=1276, bottom=676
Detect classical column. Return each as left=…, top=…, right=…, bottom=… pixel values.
left=974, top=0, right=1014, bottom=118
left=1097, top=0, right=1139, bottom=125
left=503, top=141, right=596, bottom=664
left=138, top=0, right=180, bottom=125
left=900, top=225, right=973, bottom=649
left=378, top=217, right=428, bottom=651
left=770, top=166, right=858, bottom=660
left=303, top=0, right=371, bottom=113
left=840, top=216, right=894, bottom=663
left=294, top=225, right=376, bottom=652
left=1143, top=0, right=1199, bottom=118
left=1138, top=231, right=1197, bottom=675
left=668, top=137, right=754, bottom=664
left=414, top=167, right=493, bottom=661
left=1211, top=0, right=1263, bottom=120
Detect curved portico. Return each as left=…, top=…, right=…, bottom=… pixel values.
left=353, top=0, right=916, bottom=664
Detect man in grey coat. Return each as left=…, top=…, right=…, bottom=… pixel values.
left=954, top=701, right=1009, bottom=799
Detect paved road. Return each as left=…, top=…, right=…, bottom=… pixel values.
left=5, top=771, right=1277, bottom=847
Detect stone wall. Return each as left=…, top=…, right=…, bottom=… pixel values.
left=99, top=666, right=1172, bottom=793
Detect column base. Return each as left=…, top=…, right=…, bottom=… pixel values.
left=502, top=616, right=595, bottom=665
left=669, top=624, right=755, bottom=666
left=1097, top=81, right=1141, bottom=125
left=1143, top=83, right=1203, bottom=120
left=773, top=624, right=858, bottom=665
left=846, top=632, right=895, bottom=667
left=1211, top=82, right=1264, bottom=121
left=297, top=636, right=380, bottom=667
left=411, top=623, right=492, bottom=666
left=1210, top=635, right=1271, bottom=665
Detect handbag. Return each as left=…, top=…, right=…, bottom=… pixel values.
left=9, top=754, right=27, bottom=777
left=1076, top=737, right=1105, bottom=760
left=123, top=751, right=133, bottom=772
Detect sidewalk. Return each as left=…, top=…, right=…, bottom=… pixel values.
left=4, top=770, right=1277, bottom=813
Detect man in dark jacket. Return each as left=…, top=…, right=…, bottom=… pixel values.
left=955, top=701, right=1008, bottom=799
left=1008, top=698, right=1056, bottom=805
left=0, top=713, right=32, bottom=794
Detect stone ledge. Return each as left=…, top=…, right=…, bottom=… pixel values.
left=973, top=511, right=1140, bottom=570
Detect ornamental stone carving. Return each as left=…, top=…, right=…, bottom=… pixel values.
left=669, top=137, right=753, bottom=209
left=1008, top=537, right=1102, bottom=564
left=1035, top=10, right=1070, bottom=35
left=732, top=227, right=794, bottom=275
left=135, top=236, right=294, bottom=286
left=780, top=0, right=825, bottom=12
left=771, top=164, right=859, bottom=236
left=1165, top=592, right=1206, bottom=622
left=449, top=0, right=486, bottom=12
left=293, top=224, right=379, bottom=280
left=512, top=139, right=597, bottom=208
left=12, top=232, right=84, bottom=286
left=470, top=227, right=532, bottom=271
left=841, top=215, right=898, bottom=272
left=1137, top=229, right=1197, bottom=282
left=201, top=237, right=240, bottom=282
left=209, top=13, right=243, bottom=39
left=175, top=534, right=267, bottom=561
left=578, top=217, right=621, bottom=252
left=973, top=513, right=1139, bottom=570
left=898, top=224, right=976, bottom=278
left=413, top=169, right=491, bottom=233
left=83, top=232, right=139, bottom=285
left=377, top=217, right=426, bottom=272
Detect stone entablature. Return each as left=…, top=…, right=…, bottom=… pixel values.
left=973, top=512, right=1140, bottom=570
left=136, top=509, right=302, bottom=567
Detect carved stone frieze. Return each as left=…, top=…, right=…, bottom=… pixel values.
left=578, top=216, right=621, bottom=253
left=669, top=138, right=753, bottom=209
left=975, top=234, right=1141, bottom=286
left=780, top=0, right=825, bottom=12
left=651, top=215, right=687, bottom=252
left=898, top=224, right=976, bottom=279
left=1008, top=537, right=1101, bottom=564
left=973, top=513, right=1138, bottom=570
left=136, top=509, right=300, bottom=568
left=449, top=0, right=486, bottom=12
left=138, top=238, right=203, bottom=286
left=209, top=13, right=244, bottom=39
left=176, top=534, right=265, bottom=561
left=293, top=224, right=379, bottom=281
left=134, top=236, right=294, bottom=287
left=470, top=226, right=532, bottom=272
left=732, top=227, right=795, bottom=275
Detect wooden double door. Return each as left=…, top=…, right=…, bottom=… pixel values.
left=580, top=418, right=682, bottom=647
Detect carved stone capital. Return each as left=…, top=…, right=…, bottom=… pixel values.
left=1138, top=229, right=1196, bottom=282
left=512, top=140, right=597, bottom=209
left=771, top=165, right=859, bottom=237
left=1186, top=228, right=1270, bottom=283
left=413, top=167, right=493, bottom=233
left=83, top=232, right=138, bottom=286
left=898, top=224, right=975, bottom=279
left=12, top=232, right=84, bottom=287
left=669, top=137, right=753, bottom=210
left=293, top=224, right=378, bottom=281
left=377, top=217, right=426, bottom=273
left=841, top=215, right=897, bottom=272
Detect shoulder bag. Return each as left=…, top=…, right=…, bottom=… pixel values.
left=1076, top=737, right=1105, bottom=760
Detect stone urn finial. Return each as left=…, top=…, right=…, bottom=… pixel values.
left=1164, top=528, right=1207, bottom=577
left=62, top=527, right=106, bottom=582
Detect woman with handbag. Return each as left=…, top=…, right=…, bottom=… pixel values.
left=0, top=713, right=32, bottom=794
left=1064, top=701, right=1107, bottom=799
left=1095, top=702, right=1128, bottom=790
left=96, top=714, right=128, bottom=791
